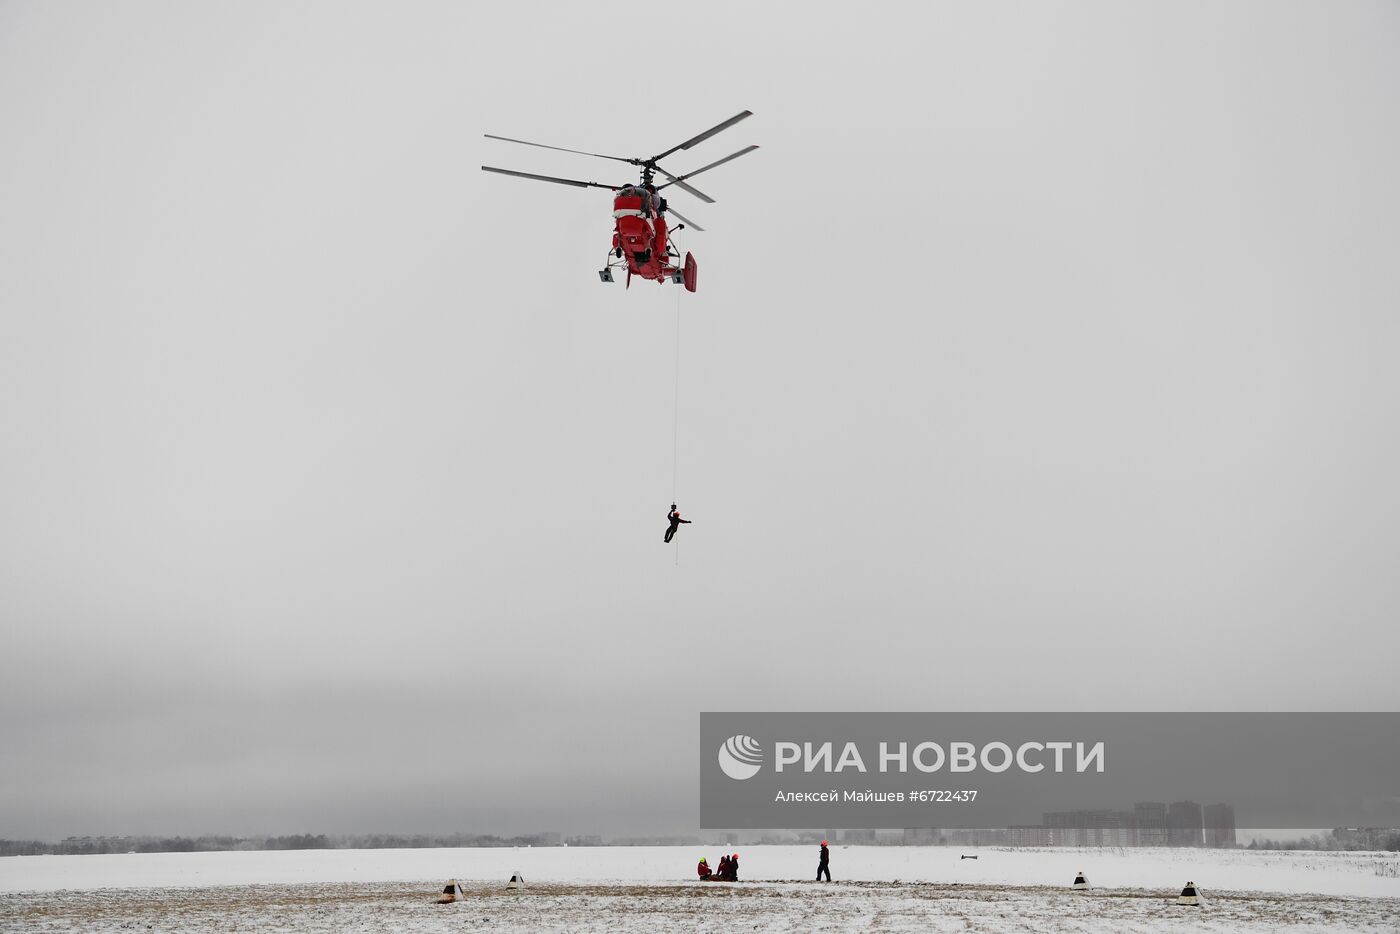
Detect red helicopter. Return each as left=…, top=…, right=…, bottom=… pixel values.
left=482, top=111, right=758, bottom=293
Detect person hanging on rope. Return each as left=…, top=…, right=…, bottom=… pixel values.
left=664, top=503, right=691, bottom=543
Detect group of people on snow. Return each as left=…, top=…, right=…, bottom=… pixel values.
left=694, top=843, right=834, bottom=882
left=696, top=852, right=740, bottom=881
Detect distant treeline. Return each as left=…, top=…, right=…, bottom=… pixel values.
left=1247, top=828, right=1400, bottom=852
left=6, top=827, right=1397, bottom=857
left=0, top=833, right=568, bottom=857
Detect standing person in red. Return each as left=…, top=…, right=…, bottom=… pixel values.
left=714, top=854, right=730, bottom=880
left=728, top=853, right=740, bottom=881
left=696, top=856, right=711, bottom=880
left=817, top=840, right=831, bottom=882
left=664, top=504, right=691, bottom=543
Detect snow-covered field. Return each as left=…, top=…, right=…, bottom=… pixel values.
left=2, top=845, right=1398, bottom=932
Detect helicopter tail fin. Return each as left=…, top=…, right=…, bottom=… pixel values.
left=683, top=252, right=698, bottom=293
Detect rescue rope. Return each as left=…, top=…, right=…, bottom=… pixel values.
left=672, top=286, right=681, bottom=567
left=672, top=287, right=681, bottom=501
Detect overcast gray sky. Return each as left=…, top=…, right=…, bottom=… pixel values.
left=2, top=1, right=1398, bottom=840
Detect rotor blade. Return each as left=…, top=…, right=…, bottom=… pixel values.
left=665, top=207, right=704, bottom=232
left=659, top=145, right=759, bottom=188
left=482, top=166, right=617, bottom=190
left=650, top=110, right=753, bottom=162
left=484, top=134, right=635, bottom=164
left=655, top=168, right=715, bottom=204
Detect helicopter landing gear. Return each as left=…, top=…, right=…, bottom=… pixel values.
left=598, top=268, right=614, bottom=283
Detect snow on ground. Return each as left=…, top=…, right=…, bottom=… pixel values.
left=2, top=846, right=1398, bottom=933
left=3, top=845, right=1398, bottom=898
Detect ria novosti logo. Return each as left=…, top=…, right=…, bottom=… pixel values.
left=717, top=735, right=763, bottom=780
left=714, top=735, right=1107, bottom=780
